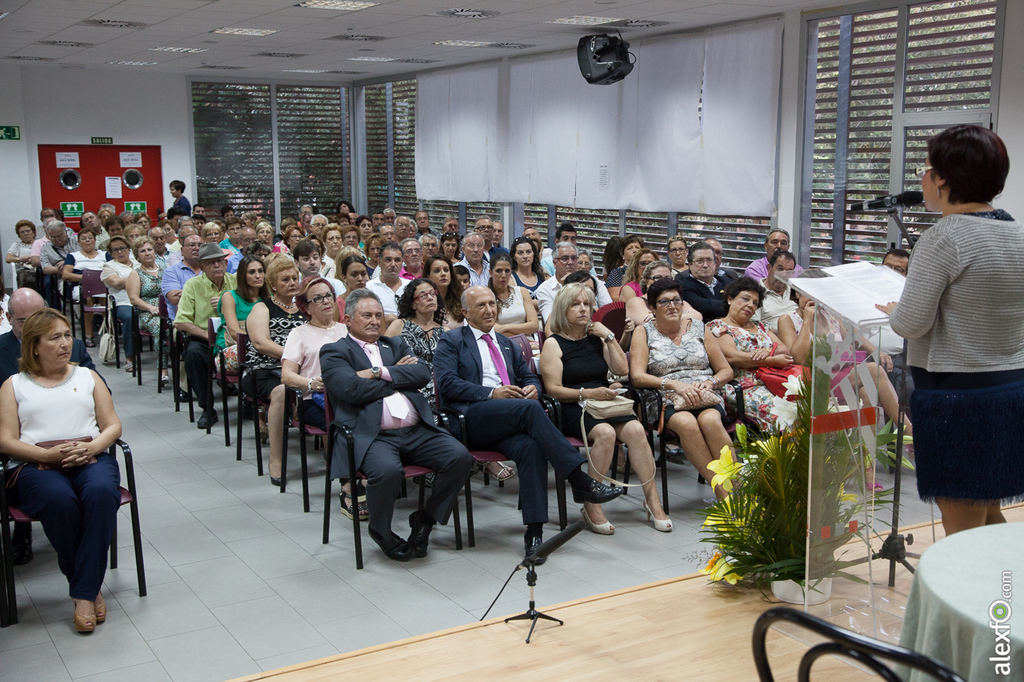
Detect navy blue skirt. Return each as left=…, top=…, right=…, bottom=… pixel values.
left=910, top=368, right=1024, bottom=504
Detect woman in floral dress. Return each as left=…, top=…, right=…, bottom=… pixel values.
left=707, top=277, right=793, bottom=431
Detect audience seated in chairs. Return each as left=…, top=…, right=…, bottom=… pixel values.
left=7, top=219, right=38, bottom=289
left=161, top=233, right=202, bottom=321
left=750, top=249, right=799, bottom=333
left=700, top=236, right=741, bottom=286
left=605, top=235, right=646, bottom=300
left=666, top=236, right=689, bottom=277
left=488, top=254, right=539, bottom=338
left=707, top=277, right=793, bottom=432
left=174, top=243, right=237, bottom=429
left=0, top=308, right=122, bottom=633
left=433, top=285, right=624, bottom=563
left=616, top=248, right=657, bottom=304
left=423, top=254, right=464, bottom=329
left=216, top=255, right=268, bottom=376
left=125, top=237, right=168, bottom=383
left=539, top=283, right=671, bottom=534
left=336, top=254, right=370, bottom=317
left=510, top=235, right=548, bottom=297
left=0, top=288, right=105, bottom=567
left=279, top=277, right=350, bottom=509
left=242, top=254, right=305, bottom=485
left=629, top=278, right=736, bottom=501
left=320, top=288, right=473, bottom=562
left=676, top=241, right=730, bottom=323
left=625, top=260, right=702, bottom=332
left=742, top=228, right=804, bottom=282
left=102, top=235, right=138, bottom=371
left=535, top=242, right=613, bottom=325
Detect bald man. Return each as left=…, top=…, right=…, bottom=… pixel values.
left=0, top=288, right=105, bottom=566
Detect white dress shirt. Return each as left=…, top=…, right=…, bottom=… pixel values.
left=365, top=276, right=408, bottom=317
left=469, top=324, right=507, bottom=389
left=535, top=277, right=613, bottom=322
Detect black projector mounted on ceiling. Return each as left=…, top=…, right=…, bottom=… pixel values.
left=577, top=33, right=634, bottom=85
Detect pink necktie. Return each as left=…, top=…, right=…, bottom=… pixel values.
left=482, top=333, right=510, bottom=386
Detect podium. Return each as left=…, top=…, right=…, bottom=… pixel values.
left=781, top=269, right=914, bottom=648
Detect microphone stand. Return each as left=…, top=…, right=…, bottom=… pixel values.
left=871, top=205, right=920, bottom=586
left=503, top=562, right=564, bottom=643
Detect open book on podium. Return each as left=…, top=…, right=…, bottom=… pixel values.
left=788, top=260, right=905, bottom=328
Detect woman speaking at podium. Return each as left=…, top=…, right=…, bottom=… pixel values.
left=878, top=125, right=1024, bottom=535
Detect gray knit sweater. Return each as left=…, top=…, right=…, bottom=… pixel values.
left=889, top=212, right=1024, bottom=373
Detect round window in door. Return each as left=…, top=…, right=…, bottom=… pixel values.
left=59, top=168, right=82, bottom=190
left=122, top=168, right=143, bottom=190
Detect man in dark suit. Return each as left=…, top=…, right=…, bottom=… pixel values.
left=433, top=286, right=624, bottom=562
left=0, top=288, right=104, bottom=567
left=320, top=289, right=472, bottom=562
left=700, top=236, right=740, bottom=286
left=677, top=242, right=729, bottom=321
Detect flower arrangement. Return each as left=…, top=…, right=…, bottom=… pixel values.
left=698, top=361, right=899, bottom=590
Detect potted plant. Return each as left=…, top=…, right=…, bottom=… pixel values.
left=697, top=352, right=904, bottom=603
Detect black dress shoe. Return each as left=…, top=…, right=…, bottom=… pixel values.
left=270, top=477, right=282, bottom=487
left=368, top=527, right=414, bottom=562
left=197, top=410, right=218, bottom=429
left=524, top=534, right=546, bottom=566
left=12, top=522, right=33, bottom=566
left=407, top=511, right=433, bottom=558
left=177, top=389, right=191, bottom=403
left=571, top=477, right=625, bottom=505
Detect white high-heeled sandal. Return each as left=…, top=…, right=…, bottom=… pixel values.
left=644, top=501, right=673, bottom=532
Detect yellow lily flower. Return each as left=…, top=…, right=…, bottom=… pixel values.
left=708, top=446, right=743, bottom=492
left=701, top=551, right=740, bottom=584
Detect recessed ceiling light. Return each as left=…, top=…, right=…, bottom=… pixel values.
left=110, top=60, right=157, bottom=66
left=37, top=40, right=95, bottom=48
left=547, top=16, right=621, bottom=26
left=150, top=46, right=210, bottom=53
left=433, top=40, right=492, bottom=47
left=297, top=1, right=377, bottom=9
left=78, top=19, right=148, bottom=29
left=212, top=27, right=278, bottom=36
left=432, top=8, right=500, bottom=19
left=324, top=34, right=387, bottom=42
left=348, top=56, right=394, bottom=62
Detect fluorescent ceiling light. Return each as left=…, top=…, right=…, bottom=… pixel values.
left=110, top=60, right=156, bottom=66
left=548, top=16, right=621, bottom=26
left=433, top=40, right=492, bottom=47
left=150, top=46, right=209, bottom=53
left=212, top=27, right=278, bottom=36
left=298, top=1, right=377, bottom=9
left=0, top=13, right=10, bottom=20
left=348, top=56, right=394, bottom=62
left=283, top=69, right=329, bottom=73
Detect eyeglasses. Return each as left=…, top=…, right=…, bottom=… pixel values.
left=915, top=165, right=933, bottom=178
left=690, top=258, right=714, bottom=265
left=309, top=292, right=336, bottom=305
left=668, top=248, right=687, bottom=255
left=649, top=274, right=669, bottom=282
left=556, top=256, right=579, bottom=263
left=110, top=246, right=129, bottom=253
left=656, top=297, right=684, bottom=308
left=415, top=290, right=438, bottom=301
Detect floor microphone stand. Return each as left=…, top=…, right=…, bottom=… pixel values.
left=871, top=206, right=921, bottom=586
left=504, top=563, right=564, bottom=643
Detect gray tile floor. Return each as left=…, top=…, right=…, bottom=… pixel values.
left=0, top=358, right=934, bottom=681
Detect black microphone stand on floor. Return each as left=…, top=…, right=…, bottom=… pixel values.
left=503, top=564, right=564, bottom=644
left=870, top=206, right=921, bottom=586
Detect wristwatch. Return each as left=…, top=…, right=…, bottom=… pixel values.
left=604, top=332, right=616, bottom=344
left=371, top=366, right=382, bottom=380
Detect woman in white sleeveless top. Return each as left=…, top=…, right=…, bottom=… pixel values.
left=0, top=309, right=122, bottom=634
left=488, top=253, right=539, bottom=338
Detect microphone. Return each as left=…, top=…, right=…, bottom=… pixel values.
left=520, top=519, right=585, bottom=568
left=850, top=190, right=923, bottom=212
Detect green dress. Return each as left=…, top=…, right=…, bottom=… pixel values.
left=215, top=290, right=257, bottom=352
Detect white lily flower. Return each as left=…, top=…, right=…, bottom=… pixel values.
left=771, top=396, right=799, bottom=428
left=782, top=374, right=803, bottom=398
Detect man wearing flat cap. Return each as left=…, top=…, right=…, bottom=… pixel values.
left=174, top=243, right=236, bottom=428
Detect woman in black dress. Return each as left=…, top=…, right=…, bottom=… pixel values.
left=539, top=283, right=671, bottom=534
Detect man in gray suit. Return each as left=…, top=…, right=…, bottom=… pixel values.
left=319, top=289, right=472, bottom=562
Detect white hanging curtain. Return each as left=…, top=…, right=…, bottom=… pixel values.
left=415, top=18, right=784, bottom=215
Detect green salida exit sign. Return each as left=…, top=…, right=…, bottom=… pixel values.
left=61, top=202, right=85, bottom=218
left=0, top=126, right=21, bottom=141
left=91, top=137, right=113, bottom=145
left=125, top=201, right=147, bottom=213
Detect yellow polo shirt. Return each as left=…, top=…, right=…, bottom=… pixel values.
left=174, top=272, right=236, bottom=329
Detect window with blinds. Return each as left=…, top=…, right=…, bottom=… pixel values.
left=523, top=203, right=550, bottom=245
left=364, top=83, right=390, bottom=216
left=807, top=0, right=998, bottom=266
left=276, top=85, right=349, bottom=220
left=192, top=83, right=276, bottom=222
left=626, top=211, right=668, bottom=260
left=421, top=200, right=460, bottom=231
left=676, top=214, right=773, bottom=270
left=391, top=80, right=418, bottom=219
left=466, top=202, right=502, bottom=224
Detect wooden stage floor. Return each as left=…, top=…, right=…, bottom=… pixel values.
left=233, top=505, right=1022, bottom=681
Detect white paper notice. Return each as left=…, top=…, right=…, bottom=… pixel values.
left=790, top=276, right=890, bottom=328
left=820, top=261, right=906, bottom=303
left=120, top=151, right=142, bottom=168
left=105, top=176, right=122, bottom=199
left=55, top=152, right=79, bottom=168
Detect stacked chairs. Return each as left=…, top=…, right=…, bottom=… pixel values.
left=0, top=440, right=146, bottom=628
